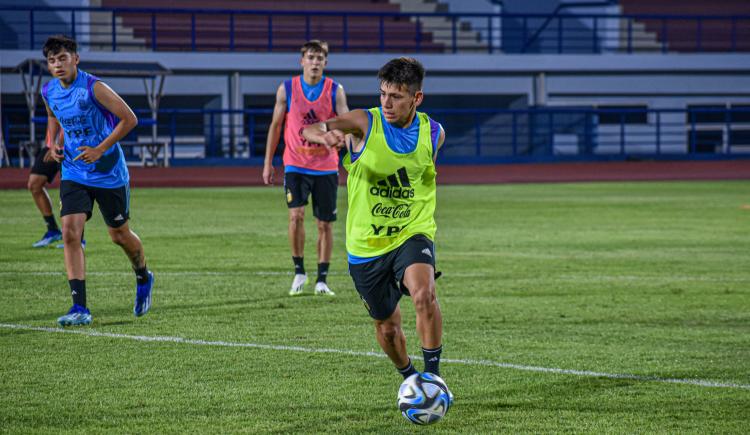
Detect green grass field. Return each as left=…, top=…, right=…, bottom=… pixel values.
left=1, top=181, right=749, bottom=433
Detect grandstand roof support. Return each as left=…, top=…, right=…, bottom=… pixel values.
left=533, top=72, right=547, bottom=106
left=143, top=75, right=166, bottom=143
left=230, top=71, right=242, bottom=158
left=15, top=59, right=45, bottom=167
left=13, top=58, right=171, bottom=167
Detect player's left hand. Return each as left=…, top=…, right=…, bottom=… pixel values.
left=73, top=146, right=104, bottom=164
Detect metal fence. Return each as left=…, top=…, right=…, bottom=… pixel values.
left=3, top=106, right=749, bottom=166
left=1, top=5, right=749, bottom=54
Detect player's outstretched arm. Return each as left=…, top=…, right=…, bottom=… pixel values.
left=263, top=83, right=287, bottom=185
left=302, top=109, right=369, bottom=153
left=74, top=82, right=137, bottom=164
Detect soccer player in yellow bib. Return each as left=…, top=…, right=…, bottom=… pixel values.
left=303, top=58, right=450, bottom=389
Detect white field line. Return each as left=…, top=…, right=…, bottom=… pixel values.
left=1, top=271, right=747, bottom=283
left=1, top=323, right=748, bottom=391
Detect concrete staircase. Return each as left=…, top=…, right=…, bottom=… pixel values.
left=389, top=0, right=488, bottom=51
left=619, top=18, right=662, bottom=52
left=88, top=0, right=147, bottom=51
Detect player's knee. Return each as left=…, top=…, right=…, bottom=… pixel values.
left=411, top=285, right=437, bottom=313
left=27, top=178, right=43, bottom=193
left=289, top=210, right=305, bottom=225
left=109, top=228, right=127, bottom=246
left=62, top=227, right=81, bottom=244
left=376, top=322, right=401, bottom=343
left=317, top=220, right=332, bottom=234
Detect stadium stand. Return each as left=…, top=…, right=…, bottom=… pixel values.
left=619, top=0, right=750, bottom=51
left=99, top=0, right=444, bottom=52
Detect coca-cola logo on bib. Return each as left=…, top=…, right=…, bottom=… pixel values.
left=371, top=202, right=412, bottom=219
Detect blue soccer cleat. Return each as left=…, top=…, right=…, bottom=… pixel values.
left=57, top=304, right=92, bottom=326
left=33, top=229, right=62, bottom=248
left=134, top=271, right=154, bottom=317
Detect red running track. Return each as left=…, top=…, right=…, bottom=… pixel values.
left=1, top=161, right=749, bottom=189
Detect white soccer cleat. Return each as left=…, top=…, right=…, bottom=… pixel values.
left=289, top=273, right=307, bottom=296
left=314, top=282, right=335, bottom=296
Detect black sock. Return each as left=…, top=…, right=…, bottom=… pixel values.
left=423, top=345, right=443, bottom=376
left=293, top=256, right=305, bottom=275
left=397, top=359, right=418, bottom=379
left=69, top=279, right=86, bottom=307
left=134, top=265, right=150, bottom=285
left=316, top=262, right=329, bottom=283
left=44, top=215, right=59, bottom=232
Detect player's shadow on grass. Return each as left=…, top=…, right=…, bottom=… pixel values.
left=2, top=312, right=72, bottom=324
left=3, top=306, right=140, bottom=325
left=95, top=320, right=134, bottom=327
left=163, top=295, right=302, bottom=313
left=4, top=292, right=337, bottom=325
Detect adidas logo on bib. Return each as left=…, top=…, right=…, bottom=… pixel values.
left=369, top=167, right=415, bottom=199
left=302, top=109, right=318, bottom=124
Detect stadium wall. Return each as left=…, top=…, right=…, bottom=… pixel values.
left=2, top=160, right=750, bottom=189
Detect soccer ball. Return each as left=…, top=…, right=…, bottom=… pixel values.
left=397, top=372, right=453, bottom=425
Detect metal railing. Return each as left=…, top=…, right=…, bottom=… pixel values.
left=1, top=5, right=749, bottom=54
left=3, top=106, right=749, bottom=166
left=432, top=107, right=750, bottom=162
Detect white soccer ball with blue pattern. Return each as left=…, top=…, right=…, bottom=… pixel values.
left=397, top=372, right=453, bottom=425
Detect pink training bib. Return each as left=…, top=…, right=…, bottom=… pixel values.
left=283, top=76, right=339, bottom=171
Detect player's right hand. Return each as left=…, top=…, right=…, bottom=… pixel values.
left=322, top=130, right=346, bottom=150
left=262, top=164, right=275, bottom=185
left=42, top=148, right=55, bottom=163
left=50, top=147, right=64, bottom=163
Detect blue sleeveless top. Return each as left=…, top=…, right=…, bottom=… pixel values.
left=42, top=69, right=129, bottom=188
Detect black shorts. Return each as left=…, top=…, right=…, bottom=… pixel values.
left=348, top=234, right=436, bottom=320
left=30, top=147, right=60, bottom=183
left=60, top=180, right=130, bottom=228
left=283, top=171, right=338, bottom=222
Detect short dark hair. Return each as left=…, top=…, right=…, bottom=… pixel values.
left=377, top=57, right=425, bottom=95
left=300, top=40, right=328, bottom=57
left=43, top=35, right=77, bottom=58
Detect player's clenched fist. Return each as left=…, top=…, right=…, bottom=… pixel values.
left=321, top=129, right=346, bottom=150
